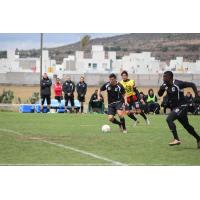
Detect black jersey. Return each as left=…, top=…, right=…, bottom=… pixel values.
left=100, top=82, right=125, bottom=104
left=62, top=80, right=75, bottom=94
left=76, top=82, right=87, bottom=96
left=158, top=79, right=196, bottom=109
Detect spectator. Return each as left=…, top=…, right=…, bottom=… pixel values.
left=40, top=73, right=52, bottom=113
left=161, top=95, right=171, bottom=114
left=185, top=91, right=195, bottom=114
left=62, top=76, right=75, bottom=113
left=146, top=88, right=160, bottom=114
left=139, top=92, right=148, bottom=114
left=89, top=89, right=104, bottom=113
left=53, top=78, right=62, bottom=107
left=76, top=76, right=87, bottom=113
left=193, top=90, right=200, bottom=115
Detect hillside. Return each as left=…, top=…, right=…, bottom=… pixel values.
left=20, top=33, right=200, bottom=63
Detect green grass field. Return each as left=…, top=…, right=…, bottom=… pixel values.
left=0, top=112, right=199, bottom=165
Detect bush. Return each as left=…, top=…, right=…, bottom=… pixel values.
left=0, top=90, right=14, bottom=103
left=29, top=92, right=40, bottom=104
left=187, top=45, right=199, bottom=51
left=161, top=46, right=168, bottom=52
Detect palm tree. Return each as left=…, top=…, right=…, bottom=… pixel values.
left=80, top=35, right=91, bottom=50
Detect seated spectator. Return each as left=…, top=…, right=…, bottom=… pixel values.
left=146, top=89, right=160, bottom=114
left=161, top=94, right=171, bottom=114
left=185, top=91, right=195, bottom=114
left=139, top=92, right=148, bottom=114
left=89, top=89, right=104, bottom=113
left=193, top=90, right=200, bottom=115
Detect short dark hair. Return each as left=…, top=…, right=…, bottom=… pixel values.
left=164, top=71, right=173, bottom=78
left=109, top=73, right=117, bottom=79
left=121, top=70, right=128, bottom=76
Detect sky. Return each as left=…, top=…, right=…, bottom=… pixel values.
left=0, top=33, right=122, bottom=51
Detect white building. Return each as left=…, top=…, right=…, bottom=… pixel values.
left=167, top=57, right=200, bottom=74
left=1, top=46, right=200, bottom=77
left=114, top=52, right=160, bottom=74
left=74, top=45, right=115, bottom=73
left=0, top=50, right=56, bottom=76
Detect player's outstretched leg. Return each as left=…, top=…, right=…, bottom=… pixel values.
left=178, top=116, right=200, bottom=149
left=108, top=115, right=122, bottom=132
left=117, top=110, right=127, bottom=133
left=140, top=111, right=150, bottom=125
left=127, top=112, right=139, bottom=126
left=166, top=111, right=181, bottom=146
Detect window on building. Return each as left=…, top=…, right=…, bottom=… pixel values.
left=88, top=63, right=91, bottom=68
left=137, top=65, right=140, bottom=68
left=92, top=63, right=97, bottom=69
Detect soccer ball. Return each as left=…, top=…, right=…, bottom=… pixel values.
left=101, top=125, right=111, bottom=133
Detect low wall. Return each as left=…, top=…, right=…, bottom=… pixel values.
left=0, top=72, right=200, bottom=87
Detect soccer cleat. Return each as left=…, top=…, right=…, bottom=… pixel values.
left=197, top=140, right=200, bottom=149
left=169, top=139, right=181, bottom=146
left=145, top=119, right=150, bottom=125
left=133, top=120, right=139, bottom=127
left=123, top=130, right=127, bottom=134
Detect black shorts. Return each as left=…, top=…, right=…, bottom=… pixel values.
left=55, top=96, right=61, bottom=103
left=172, top=105, right=188, bottom=118
left=41, top=95, right=51, bottom=105
left=108, top=101, right=124, bottom=116
left=78, top=94, right=85, bottom=102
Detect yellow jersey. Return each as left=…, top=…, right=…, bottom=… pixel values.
left=120, top=79, right=135, bottom=97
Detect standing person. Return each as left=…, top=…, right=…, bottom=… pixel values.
left=76, top=76, right=87, bottom=113
left=158, top=71, right=200, bottom=148
left=40, top=73, right=52, bottom=113
left=62, top=76, right=75, bottom=113
left=120, top=70, right=150, bottom=126
left=98, top=73, right=127, bottom=133
left=53, top=78, right=62, bottom=107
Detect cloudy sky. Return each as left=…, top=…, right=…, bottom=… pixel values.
left=0, top=33, right=122, bottom=51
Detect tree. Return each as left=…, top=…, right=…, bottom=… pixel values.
left=80, top=35, right=91, bottom=50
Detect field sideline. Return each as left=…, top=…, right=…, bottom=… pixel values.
left=0, top=112, right=199, bottom=165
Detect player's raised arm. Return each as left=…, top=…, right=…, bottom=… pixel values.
left=158, top=83, right=167, bottom=97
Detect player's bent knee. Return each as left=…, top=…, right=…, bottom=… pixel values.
left=108, top=115, right=114, bottom=122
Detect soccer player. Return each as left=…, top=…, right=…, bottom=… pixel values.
left=158, top=71, right=200, bottom=148
left=40, top=73, right=52, bottom=113
left=76, top=76, right=87, bottom=113
left=120, top=70, right=150, bottom=126
left=98, top=73, right=127, bottom=133
left=62, top=76, right=75, bottom=113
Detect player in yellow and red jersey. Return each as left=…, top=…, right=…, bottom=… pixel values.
left=120, top=70, right=150, bottom=126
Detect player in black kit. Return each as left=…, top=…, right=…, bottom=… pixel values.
left=98, top=73, right=127, bottom=133
left=158, top=71, right=200, bottom=148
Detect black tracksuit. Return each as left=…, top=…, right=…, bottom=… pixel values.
left=158, top=79, right=200, bottom=142
left=76, top=81, right=87, bottom=102
left=62, top=80, right=75, bottom=107
left=40, top=78, right=52, bottom=105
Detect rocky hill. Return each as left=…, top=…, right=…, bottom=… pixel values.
left=20, top=33, right=200, bottom=63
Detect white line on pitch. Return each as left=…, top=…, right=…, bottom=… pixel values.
left=0, top=128, right=127, bottom=166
